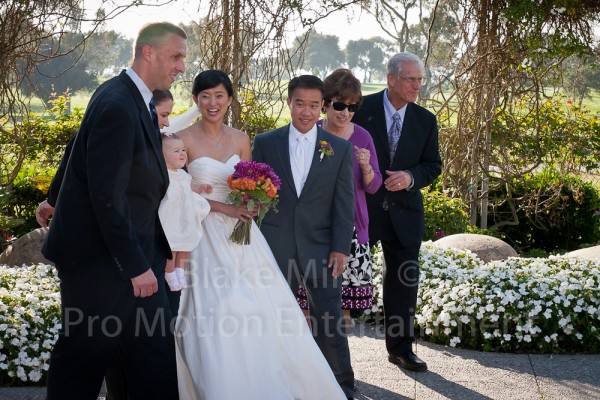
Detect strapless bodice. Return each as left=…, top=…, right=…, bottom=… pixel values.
left=187, top=154, right=239, bottom=203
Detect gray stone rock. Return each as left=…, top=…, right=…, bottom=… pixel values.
left=565, top=245, right=600, bottom=261
left=0, top=227, right=52, bottom=266
left=433, top=233, right=518, bottom=262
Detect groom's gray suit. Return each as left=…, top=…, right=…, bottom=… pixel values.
left=252, top=124, right=355, bottom=397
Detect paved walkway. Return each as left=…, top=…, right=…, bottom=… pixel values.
left=1, top=323, right=599, bottom=399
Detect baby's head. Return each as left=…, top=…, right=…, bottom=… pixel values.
left=162, top=134, right=187, bottom=171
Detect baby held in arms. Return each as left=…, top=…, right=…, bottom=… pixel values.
left=159, top=134, right=211, bottom=291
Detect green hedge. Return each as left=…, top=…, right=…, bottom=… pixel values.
left=489, top=169, right=600, bottom=253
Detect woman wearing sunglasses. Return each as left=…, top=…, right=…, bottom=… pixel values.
left=297, top=68, right=382, bottom=332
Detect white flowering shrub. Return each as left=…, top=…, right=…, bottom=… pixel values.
left=0, top=264, right=61, bottom=385
left=365, top=242, right=600, bottom=353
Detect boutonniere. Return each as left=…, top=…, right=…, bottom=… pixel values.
left=318, top=140, right=334, bottom=161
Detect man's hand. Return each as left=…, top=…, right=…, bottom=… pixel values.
left=36, top=200, right=55, bottom=228
left=328, top=251, right=348, bottom=278
left=384, top=170, right=413, bottom=191
left=131, top=268, right=158, bottom=297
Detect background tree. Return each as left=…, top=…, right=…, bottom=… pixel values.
left=84, top=31, right=133, bottom=77
left=178, top=0, right=302, bottom=134
left=346, top=37, right=387, bottom=82
left=561, top=54, right=600, bottom=106
left=0, top=0, right=174, bottom=188
left=362, top=0, right=436, bottom=52
left=426, top=0, right=600, bottom=231
left=177, top=0, right=362, bottom=135
left=20, top=32, right=98, bottom=102
left=296, top=30, right=346, bottom=79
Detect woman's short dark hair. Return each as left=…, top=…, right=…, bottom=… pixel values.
left=287, top=75, right=324, bottom=100
left=192, top=70, right=234, bottom=97
left=153, top=89, right=173, bottom=105
left=323, top=68, right=362, bottom=108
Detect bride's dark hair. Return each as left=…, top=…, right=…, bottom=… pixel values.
left=192, top=70, right=234, bottom=97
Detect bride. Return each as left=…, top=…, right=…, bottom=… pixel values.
left=174, top=70, right=346, bottom=400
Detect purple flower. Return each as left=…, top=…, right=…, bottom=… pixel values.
left=231, top=161, right=280, bottom=189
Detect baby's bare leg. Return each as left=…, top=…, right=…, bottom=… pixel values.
left=165, top=251, right=182, bottom=291
left=175, top=251, right=191, bottom=287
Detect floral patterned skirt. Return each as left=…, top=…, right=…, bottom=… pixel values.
left=297, top=227, right=373, bottom=310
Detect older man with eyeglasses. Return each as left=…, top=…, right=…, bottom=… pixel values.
left=352, top=52, right=442, bottom=373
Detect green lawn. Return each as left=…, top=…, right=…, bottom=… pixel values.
left=16, top=83, right=599, bottom=129
left=585, top=89, right=600, bottom=115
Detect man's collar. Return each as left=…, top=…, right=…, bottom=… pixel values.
left=383, top=88, right=408, bottom=121
left=126, top=67, right=153, bottom=111
left=289, top=123, right=318, bottom=144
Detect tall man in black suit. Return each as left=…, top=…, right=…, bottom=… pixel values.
left=352, top=52, right=442, bottom=372
left=252, top=75, right=356, bottom=398
left=42, top=22, right=187, bottom=399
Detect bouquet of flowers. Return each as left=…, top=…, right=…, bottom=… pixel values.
left=227, top=160, right=281, bottom=244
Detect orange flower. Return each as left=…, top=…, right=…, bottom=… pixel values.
left=231, top=177, right=256, bottom=190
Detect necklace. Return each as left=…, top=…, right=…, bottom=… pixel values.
left=204, top=124, right=225, bottom=149
left=323, top=119, right=351, bottom=139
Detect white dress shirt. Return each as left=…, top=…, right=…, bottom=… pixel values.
left=383, top=88, right=407, bottom=133
left=126, top=67, right=153, bottom=118
left=289, top=124, right=318, bottom=196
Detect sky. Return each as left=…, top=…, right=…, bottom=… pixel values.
left=83, top=0, right=388, bottom=46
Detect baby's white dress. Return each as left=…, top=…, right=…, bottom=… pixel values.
left=159, top=168, right=211, bottom=251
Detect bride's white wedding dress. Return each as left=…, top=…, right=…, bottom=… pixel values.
left=175, top=155, right=346, bottom=400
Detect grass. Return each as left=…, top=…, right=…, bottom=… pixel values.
left=14, top=83, right=598, bottom=129
left=583, top=89, right=600, bottom=115
left=21, top=93, right=92, bottom=116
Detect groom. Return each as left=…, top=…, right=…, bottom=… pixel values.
left=252, top=75, right=355, bottom=398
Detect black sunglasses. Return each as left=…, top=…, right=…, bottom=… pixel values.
left=332, top=101, right=360, bottom=112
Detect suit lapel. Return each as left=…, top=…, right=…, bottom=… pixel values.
left=274, top=126, right=298, bottom=197
left=300, top=127, right=326, bottom=196
left=119, top=72, right=168, bottom=183
left=369, top=92, right=391, bottom=166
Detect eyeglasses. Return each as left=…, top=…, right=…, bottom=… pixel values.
left=399, top=75, right=426, bottom=85
left=331, top=101, right=360, bottom=112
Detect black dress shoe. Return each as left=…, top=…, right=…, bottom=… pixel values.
left=388, top=352, right=428, bottom=372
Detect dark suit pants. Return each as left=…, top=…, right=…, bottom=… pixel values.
left=104, top=281, right=181, bottom=400
left=46, top=270, right=178, bottom=400
left=285, top=260, right=355, bottom=398
left=379, top=239, right=421, bottom=355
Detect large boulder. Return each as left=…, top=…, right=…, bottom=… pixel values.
left=564, top=245, right=600, bottom=261
left=0, top=227, right=52, bottom=266
left=433, top=233, right=518, bottom=262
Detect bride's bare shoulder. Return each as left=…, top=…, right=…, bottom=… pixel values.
left=225, top=125, right=246, bottom=136
left=226, top=126, right=250, bottom=141
left=175, top=123, right=200, bottom=139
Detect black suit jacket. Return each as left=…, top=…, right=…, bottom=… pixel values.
left=42, top=71, right=171, bottom=279
left=352, top=90, right=442, bottom=247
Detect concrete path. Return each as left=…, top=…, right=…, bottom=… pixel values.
left=350, top=323, right=600, bottom=400
left=1, top=323, right=599, bottom=399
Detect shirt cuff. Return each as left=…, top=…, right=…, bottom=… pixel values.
left=405, top=170, right=414, bottom=190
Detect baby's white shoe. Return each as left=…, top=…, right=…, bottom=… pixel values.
left=175, top=267, right=186, bottom=289
left=165, top=271, right=182, bottom=291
